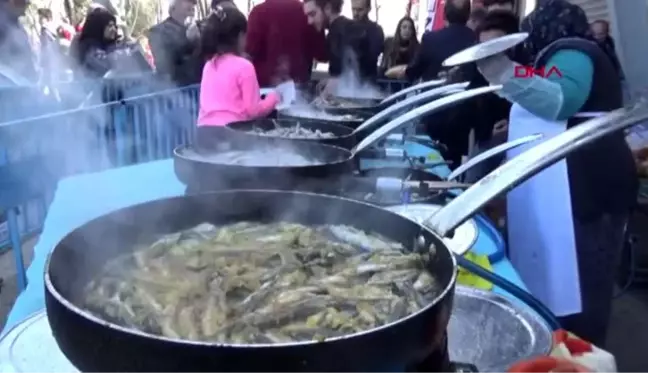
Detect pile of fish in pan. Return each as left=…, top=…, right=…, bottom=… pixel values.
left=83, top=222, right=439, bottom=344
left=248, top=121, right=336, bottom=139
left=283, top=106, right=361, bottom=122
left=313, top=96, right=366, bottom=109
left=180, top=148, right=321, bottom=166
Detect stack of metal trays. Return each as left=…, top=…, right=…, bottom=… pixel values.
left=0, top=287, right=552, bottom=372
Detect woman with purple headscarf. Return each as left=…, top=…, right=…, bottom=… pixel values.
left=476, top=0, right=637, bottom=345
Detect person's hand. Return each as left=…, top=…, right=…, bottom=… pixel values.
left=274, top=80, right=296, bottom=109
left=493, top=119, right=508, bottom=135
left=477, top=53, right=515, bottom=85
left=385, top=65, right=407, bottom=79
left=439, top=66, right=461, bottom=83
left=186, top=21, right=201, bottom=42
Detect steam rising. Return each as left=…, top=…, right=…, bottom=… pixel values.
left=278, top=47, right=384, bottom=120
left=333, top=67, right=384, bottom=100
left=0, top=13, right=198, bottom=234
left=0, top=9, right=383, bottom=248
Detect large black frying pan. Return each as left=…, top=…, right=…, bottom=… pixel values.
left=45, top=101, right=648, bottom=372
left=44, top=190, right=456, bottom=372
left=174, top=134, right=356, bottom=193
left=224, top=118, right=357, bottom=149
left=311, top=79, right=448, bottom=118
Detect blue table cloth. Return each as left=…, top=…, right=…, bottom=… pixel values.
left=2, top=143, right=525, bottom=335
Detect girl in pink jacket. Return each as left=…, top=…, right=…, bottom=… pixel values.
left=197, top=5, right=280, bottom=127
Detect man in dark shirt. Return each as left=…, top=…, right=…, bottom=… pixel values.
left=350, top=0, right=384, bottom=80
left=148, top=0, right=200, bottom=86
left=464, top=9, right=520, bottom=182
left=591, top=20, right=625, bottom=82
left=387, top=0, right=477, bottom=166
left=247, top=0, right=327, bottom=87
left=467, top=7, right=487, bottom=31
left=303, top=0, right=374, bottom=87
left=402, top=0, right=476, bottom=82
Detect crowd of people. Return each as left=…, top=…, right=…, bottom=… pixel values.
left=0, top=0, right=639, bottom=349
left=0, top=0, right=155, bottom=84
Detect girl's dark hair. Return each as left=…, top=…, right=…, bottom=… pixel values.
left=311, top=0, right=343, bottom=14
left=200, top=5, right=247, bottom=60
left=73, top=7, right=117, bottom=64
left=210, top=0, right=235, bottom=9
left=444, top=0, right=471, bottom=25
left=387, top=17, right=419, bottom=66
left=477, top=9, right=519, bottom=35
left=37, top=8, right=53, bottom=19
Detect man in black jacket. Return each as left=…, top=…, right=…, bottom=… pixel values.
left=387, top=0, right=476, bottom=166
left=350, top=0, right=383, bottom=80
left=395, top=0, right=475, bottom=82
left=148, top=0, right=201, bottom=87
left=464, top=9, right=521, bottom=182
left=304, top=0, right=375, bottom=90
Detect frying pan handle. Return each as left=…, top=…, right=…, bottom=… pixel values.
left=425, top=100, right=648, bottom=237
left=353, top=82, right=470, bottom=135
left=352, top=85, right=504, bottom=155
left=446, top=133, right=543, bottom=181
left=380, top=79, right=446, bottom=106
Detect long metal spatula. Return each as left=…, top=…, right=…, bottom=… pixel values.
left=352, top=82, right=469, bottom=134
left=446, top=133, right=544, bottom=181
left=379, top=79, right=446, bottom=106
left=416, top=100, right=648, bottom=249
left=352, top=85, right=503, bottom=154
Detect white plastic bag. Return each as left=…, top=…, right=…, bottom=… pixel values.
left=275, top=80, right=296, bottom=110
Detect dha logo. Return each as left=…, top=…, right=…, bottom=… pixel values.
left=514, top=66, right=563, bottom=79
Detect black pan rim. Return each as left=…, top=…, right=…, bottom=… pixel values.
left=44, top=189, right=458, bottom=349
left=172, top=143, right=354, bottom=168
left=318, top=105, right=378, bottom=112
left=225, top=118, right=356, bottom=142
left=330, top=94, right=386, bottom=102
left=277, top=109, right=367, bottom=123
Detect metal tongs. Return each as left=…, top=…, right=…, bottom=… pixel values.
left=413, top=99, right=648, bottom=251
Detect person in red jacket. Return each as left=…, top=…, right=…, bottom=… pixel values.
left=246, top=0, right=327, bottom=88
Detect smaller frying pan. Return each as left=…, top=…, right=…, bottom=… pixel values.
left=277, top=106, right=373, bottom=128
left=315, top=79, right=446, bottom=117
left=174, top=134, right=357, bottom=193
left=225, top=118, right=357, bottom=149
left=280, top=82, right=471, bottom=139
left=319, top=96, right=384, bottom=117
